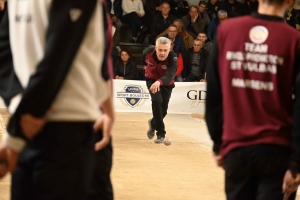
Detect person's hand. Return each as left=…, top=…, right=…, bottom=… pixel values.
left=200, top=79, right=206, bottom=82
left=213, top=152, right=224, bottom=168
left=150, top=81, right=161, bottom=94
left=118, top=76, right=124, bottom=80
left=183, top=78, right=186, bottom=82
left=282, top=170, right=300, bottom=195
left=0, top=144, right=19, bottom=178
left=192, top=14, right=198, bottom=22
left=135, top=12, right=141, bottom=17
left=0, top=0, right=6, bottom=11
left=156, top=6, right=161, bottom=11
left=112, top=16, right=117, bottom=22
left=20, top=114, right=46, bottom=139
left=175, top=7, right=178, bottom=10
left=94, top=114, right=114, bottom=151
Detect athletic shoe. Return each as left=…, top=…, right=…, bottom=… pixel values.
left=147, top=119, right=155, bottom=139
left=154, top=136, right=165, bottom=144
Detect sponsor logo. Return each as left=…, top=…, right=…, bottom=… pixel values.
left=116, top=85, right=150, bottom=108
left=249, top=26, right=269, bottom=44
left=161, top=65, right=167, bottom=70
left=187, top=90, right=206, bottom=108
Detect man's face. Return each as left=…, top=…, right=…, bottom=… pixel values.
left=198, top=4, right=206, bottom=13
left=193, top=41, right=202, bottom=52
left=167, top=27, right=178, bottom=39
left=218, top=14, right=227, bottom=23
left=189, top=7, right=199, bottom=18
left=161, top=3, right=170, bottom=15
left=155, top=43, right=171, bottom=61
left=211, top=0, right=217, bottom=4
left=197, top=33, right=207, bottom=42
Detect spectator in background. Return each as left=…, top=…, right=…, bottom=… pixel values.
left=207, top=10, right=227, bottom=41
left=0, top=0, right=5, bottom=22
left=182, top=6, right=206, bottom=38
left=107, top=0, right=123, bottom=46
left=197, top=32, right=213, bottom=55
left=157, top=19, right=194, bottom=51
left=183, top=39, right=208, bottom=82
left=285, top=0, right=300, bottom=30
left=151, top=2, right=176, bottom=42
left=170, top=0, right=189, bottom=18
left=121, top=0, right=147, bottom=43
left=242, top=0, right=258, bottom=15
left=206, top=0, right=223, bottom=20
left=144, top=0, right=163, bottom=30
left=169, top=39, right=184, bottom=82
left=222, top=0, right=244, bottom=17
left=198, top=1, right=210, bottom=31
left=114, top=50, right=138, bottom=80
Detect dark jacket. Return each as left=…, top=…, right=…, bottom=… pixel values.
left=222, top=0, right=244, bottom=17
left=107, top=0, right=123, bottom=18
left=144, top=0, right=164, bottom=15
left=183, top=47, right=209, bottom=78
left=162, top=34, right=186, bottom=62
left=207, top=17, right=219, bottom=41
left=182, top=14, right=206, bottom=36
left=113, top=56, right=138, bottom=80
left=206, top=0, right=223, bottom=20
left=151, top=13, right=176, bottom=39
left=170, top=0, right=189, bottom=18
left=141, top=46, right=177, bottom=86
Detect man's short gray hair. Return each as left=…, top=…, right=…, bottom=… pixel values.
left=156, top=37, right=171, bottom=46
left=218, top=10, right=228, bottom=17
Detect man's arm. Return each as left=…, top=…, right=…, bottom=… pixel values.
left=6, top=0, right=99, bottom=150
left=141, top=46, right=155, bottom=66
left=0, top=10, right=23, bottom=107
left=205, top=35, right=223, bottom=154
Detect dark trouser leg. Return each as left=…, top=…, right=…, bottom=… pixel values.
left=11, top=122, right=95, bottom=200
left=87, top=131, right=113, bottom=200
left=147, top=81, right=174, bottom=137
left=113, top=19, right=122, bottom=46
left=224, top=145, right=295, bottom=200
left=121, top=12, right=142, bottom=37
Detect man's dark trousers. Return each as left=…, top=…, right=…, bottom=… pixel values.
left=146, top=80, right=174, bottom=137
left=224, top=144, right=296, bottom=200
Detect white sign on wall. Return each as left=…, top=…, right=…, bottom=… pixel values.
left=113, top=80, right=206, bottom=114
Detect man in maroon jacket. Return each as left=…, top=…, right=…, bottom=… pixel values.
left=205, top=0, right=300, bottom=198
left=142, top=37, right=177, bottom=143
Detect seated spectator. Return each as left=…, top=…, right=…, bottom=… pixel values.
left=198, top=1, right=210, bottom=31
left=108, top=0, right=123, bottom=46
left=144, top=0, right=164, bottom=29
left=222, top=0, right=244, bottom=17
left=242, top=0, right=258, bottom=15
left=207, top=9, right=227, bottom=41
left=285, top=0, right=300, bottom=30
left=156, top=19, right=195, bottom=51
left=170, top=0, right=189, bottom=18
left=114, top=50, right=138, bottom=80
left=183, top=39, right=209, bottom=82
left=121, top=0, right=148, bottom=43
left=206, top=0, right=223, bottom=20
left=182, top=5, right=206, bottom=37
left=197, top=32, right=213, bottom=55
left=151, top=2, right=176, bottom=42
left=169, top=39, right=184, bottom=82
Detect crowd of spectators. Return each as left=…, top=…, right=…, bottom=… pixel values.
left=106, top=0, right=300, bottom=81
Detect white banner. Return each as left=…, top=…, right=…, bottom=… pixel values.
left=113, top=80, right=206, bottom=114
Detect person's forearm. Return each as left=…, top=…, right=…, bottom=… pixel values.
left=101, top=80, right=115, bottom=120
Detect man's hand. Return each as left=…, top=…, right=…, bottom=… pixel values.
left=150, top=81, right=161, bottom=94
left=94, top=114, right=114, bottom=151
left=0, top=0, right=6, bottom=11
left=213, top=152, right=224, bottom=168
left=0, top=144, right=19, bottom=178
left=192, top=14, right=198, bottom=22
left=282, top=170, right=300, bottom=195
left=20, top=114, right=46, bottom=139
left=200, top=79, right=206, bottom=82
left=135, top=12, right=141, bottom=17
left=112, top=16, right=117, bottom=22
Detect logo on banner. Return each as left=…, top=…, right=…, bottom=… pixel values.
left=187, top=90, right=206, bottom=108
left=116, top=85, right=150, bottom=108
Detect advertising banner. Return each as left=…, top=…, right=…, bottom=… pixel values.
left=113, top=80, right=206, bottom=114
